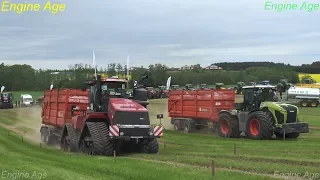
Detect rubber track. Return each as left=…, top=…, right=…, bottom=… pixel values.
left=247, top=111, right=273, bottom=140
left=65, top=124, right=80, bottom=152
left=141, top=138, right=159, bottom=154
left=86, top=122, right=114, bottom=156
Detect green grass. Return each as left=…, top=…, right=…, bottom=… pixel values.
left=0, top=126, right=279, bottom=180
left=299, top=107, right=320, bottom=127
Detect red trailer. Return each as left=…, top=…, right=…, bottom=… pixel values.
left=168, top=89, right=235, bottom=133
left=40, top=89, right=90, bottom=144
left=40, top=74, right=163, bottom=156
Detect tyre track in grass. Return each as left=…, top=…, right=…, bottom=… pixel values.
left=123, top=157, right=305, bottom=180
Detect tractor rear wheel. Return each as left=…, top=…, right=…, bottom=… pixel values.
left=141, top=138, right=159, bottom=154
left=247, top=111, right=273, bottom=140
left=217, top=113, right=239, bottom=138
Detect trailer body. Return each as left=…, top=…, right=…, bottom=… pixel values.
left=168, top=89, right=235, bottom=132
left=40, top=89, right=89, bottom=142
left=287, top=86, right=320, bottom=107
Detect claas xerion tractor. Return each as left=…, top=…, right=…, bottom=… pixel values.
left=218, top=84, right=309, bottom=140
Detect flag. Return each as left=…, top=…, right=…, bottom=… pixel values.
left=93, top=50, right=97, bottom=79
left=166, top=76, right=171, bottom=90
left=126, top=55, right=129, bottom=80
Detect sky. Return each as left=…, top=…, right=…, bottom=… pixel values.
left=0, top=0, right=320, bottom=69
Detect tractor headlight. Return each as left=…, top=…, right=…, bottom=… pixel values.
left=120, top=132, right=124, bottom=136
left=149, top=129, right=154, bottom=136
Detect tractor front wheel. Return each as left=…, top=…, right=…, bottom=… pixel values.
left=247, top=111, right=273, bottom=140
left=217, top=113, right=239, bottom=138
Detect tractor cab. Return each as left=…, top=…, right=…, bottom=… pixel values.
left=158, top=85, right=166, bottom=90
left=234, top=82, right=245, bottom=94
left=260, top=80, right=270, bottom=85
left=199, top=84, right=209, bottom=89
left=235, top=85, right=278, bottom=111
left=171, top=85, right=179, bottom=90
left=303, top=78, right=315, bottom=84
left=184, top=84, right=194, bottom=90
left=215, top=83, right=225, bottom=89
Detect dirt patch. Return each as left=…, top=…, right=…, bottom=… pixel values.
left=0, top=106, right=42, bottom=144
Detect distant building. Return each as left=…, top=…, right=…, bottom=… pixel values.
left=204, top=64, right=223, bottom=70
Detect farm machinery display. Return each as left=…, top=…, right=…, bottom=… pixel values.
left=40, top=74, right=163, bottom=155
left=155, top=85, right=169, bottom=98
left=146, top=87, right=157, bottom=99
left=168, top=85, right=309, bottom=140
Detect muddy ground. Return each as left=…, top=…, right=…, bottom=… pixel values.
left=1, top=99, right=171, bottom=144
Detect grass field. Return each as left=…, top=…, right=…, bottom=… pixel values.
left=1, top=95, right=320, bottom=180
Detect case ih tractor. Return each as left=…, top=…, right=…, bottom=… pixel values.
left=156, top=85, right=169, bottom=98
left=0, top=92, right=14, bottom=109
left=146, top=87, right=157, bottom=99
left=218, top=85, right=309, bottom=140
left=40, top=75, right=163, bottom=155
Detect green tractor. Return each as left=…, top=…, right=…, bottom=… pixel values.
left=217, top=84, right=309, bottom=140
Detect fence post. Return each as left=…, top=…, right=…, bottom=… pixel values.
left=211, top=160, right=215, bottom=177
left=234, top=143, right=236, bottom=155
left=113, top=151, right=116, bottom=163
left=21, top=136, right=24, bottom=143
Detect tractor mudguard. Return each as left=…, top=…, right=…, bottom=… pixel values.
left=219, top=110, right=237, bottom=116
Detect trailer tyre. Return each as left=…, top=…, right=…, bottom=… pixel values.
left=310, top=101, right=319, bottom=107
left=141, top=138, right=159, bottom=154
left=247, top=111, right=273, bottom=140
left=61, top=124, right=80, bottom=152
left=217, top=113, right=239, bottom=138
left=183, top=119, right=196, bottom=133
left=173, top=120, right=181, bottom=131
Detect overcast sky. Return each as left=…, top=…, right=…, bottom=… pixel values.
left=0, top=0, right=319, bottom=69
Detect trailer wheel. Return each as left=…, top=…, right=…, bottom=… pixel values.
left=300, top=101, right=308, bottom=107
left=173, top=120, right=181, bottom=131
left=183, top=119, right=195, bottom=133
left=141, top=138, right=159, bottom=154
left=60, top=124, right=80, bottom=152
left=217, top=113, right=239, bottom=138
left=310, top=101, right=319, bottom=107
left=247, top=111, right=273, bottom=140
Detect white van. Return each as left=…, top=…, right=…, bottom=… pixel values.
left=20, top=94, right=34, bottom=106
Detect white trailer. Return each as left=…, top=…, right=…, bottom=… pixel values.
left=287, top=86, right=320, bottom=107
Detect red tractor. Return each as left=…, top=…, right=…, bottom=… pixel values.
left=40, top=74, right=163, bottom=155
left=146, top=87, right=157, bottom=99
left=156, top=85, right=169, bottom=98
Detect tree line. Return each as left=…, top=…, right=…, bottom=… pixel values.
left=214, top=61, right=320, bottom=74
left=0, top=62, right=300, bottom=91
